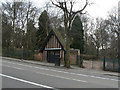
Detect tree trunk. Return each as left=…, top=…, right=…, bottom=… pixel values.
left=118, top=34, right=120, bottom=55
left=64, top=17, right=71, bottom=68
left=63, top=12, right=71, bottom=68
left=65, top=34, right=70, bottom=68
left=96, top=48, right=99, bottom=57
left=101, top=44, right=104, bottom=56
left=12, top=1, right=16, bottom=48
left=26, top=20, right=29, bottom=49
left=118, top=31, right=120, bottom=59
left=118, top=33, right=120, bottom=72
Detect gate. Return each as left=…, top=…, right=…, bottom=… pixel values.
left=47, top=51, right=60, bottom=66
left=103, top=57, right=120, bottom=72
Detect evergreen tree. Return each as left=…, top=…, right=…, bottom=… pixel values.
left=36, top=10, right=51, bottom=49
left=26, top=19, right=37, bottom=50
left=57, top=26, right=65, bottom=39
left=70, top=15, right=84, bottom=54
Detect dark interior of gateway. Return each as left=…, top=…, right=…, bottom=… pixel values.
left=47, top=50, right=60, bottom=66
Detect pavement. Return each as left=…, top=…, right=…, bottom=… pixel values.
left=2, top=57, right=119, bottom=77
left=1, top=57, right=119, bottom=89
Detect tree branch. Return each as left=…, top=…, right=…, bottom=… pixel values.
left=50, top=0, right=64, bottom=10
left=70, top=1, right=73, bottom=14
left=72, top=0, right=88, bottom=15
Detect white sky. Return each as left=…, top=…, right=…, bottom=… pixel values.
left=86, top=0, right=119, bottom=18
left=0, top=0, right=120, bottom=18
left=31, top=0, right=119, bottom=19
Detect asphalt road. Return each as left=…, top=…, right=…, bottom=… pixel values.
left=1, top=58, right=119, bottom=89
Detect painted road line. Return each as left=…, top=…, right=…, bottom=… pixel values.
left=2, top=65, right=23, bottom=70
left=35, top=68, right=118, bottom=82
left=2, top=60, right=119, bottom=82
left=0, top=73, right=54, bottom=89
left=2, top=63, right=87, bottom=83
left=35, top=72, right=87, bottom=83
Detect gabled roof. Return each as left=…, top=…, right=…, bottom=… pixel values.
left=40, top=30, right=66, bottom=52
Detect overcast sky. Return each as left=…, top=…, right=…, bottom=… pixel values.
left=31, top=0, right=119, bottom=19
left=1, top=0, right=120, bottom=18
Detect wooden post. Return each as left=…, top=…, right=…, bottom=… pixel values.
left=76, top=55, right=78, bottom=65
left=103, top=56, right=105, bottom=71
left=64, top=51, right=66, bottom=66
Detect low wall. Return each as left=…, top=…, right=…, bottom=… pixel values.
left=34, top=53, right=42, bottom=61
left=70, top=53, right=76, bottom=64
left=83, top=60, right=103, bottom=70
left=70, top=48, right=80, bottom=65
left=34, top=48, right=80, bottom=64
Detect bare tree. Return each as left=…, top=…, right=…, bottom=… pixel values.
left=24, top=1, right=38, bottom=49
left=2, top=1, right=24, bottom=48
left=88, top=18, right=109, bottom=57
left=106, top=7, right=119, bottom=58
left=51, top=0, right=89, bottom=68
left=2, top=1, right=38, bottom=49
left=118, top=2, right=120, bottom=61
left=81, top=15, right=94, bottom=54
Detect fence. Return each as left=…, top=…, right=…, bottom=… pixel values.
left=2, top=48, right=34, bottom=60
left=76, top=55, right=103, bottom=70
left=103, top=57, right=120, bottom=72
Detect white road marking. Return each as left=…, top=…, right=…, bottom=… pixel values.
left=35, top=72, right=87, bottom=83
left=3, top=65, right=22, bottom=70
left=0, top=73, right=54, bottom=89
left=14, top=67, right=22, bottom=70
left=2, top=60, right=119, bottom=82
left=2, top=62, right=87, bottom=83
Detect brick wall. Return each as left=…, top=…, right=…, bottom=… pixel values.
left=34, top=53, right=42, bottom=61
left=70, top=48, right=80, bottom=65
left=34, top=48, right=80, bottom=65
left=70, top=53, right=76, bottom=64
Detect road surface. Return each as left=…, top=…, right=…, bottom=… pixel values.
left=1, top=58, right=119, bottom=89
